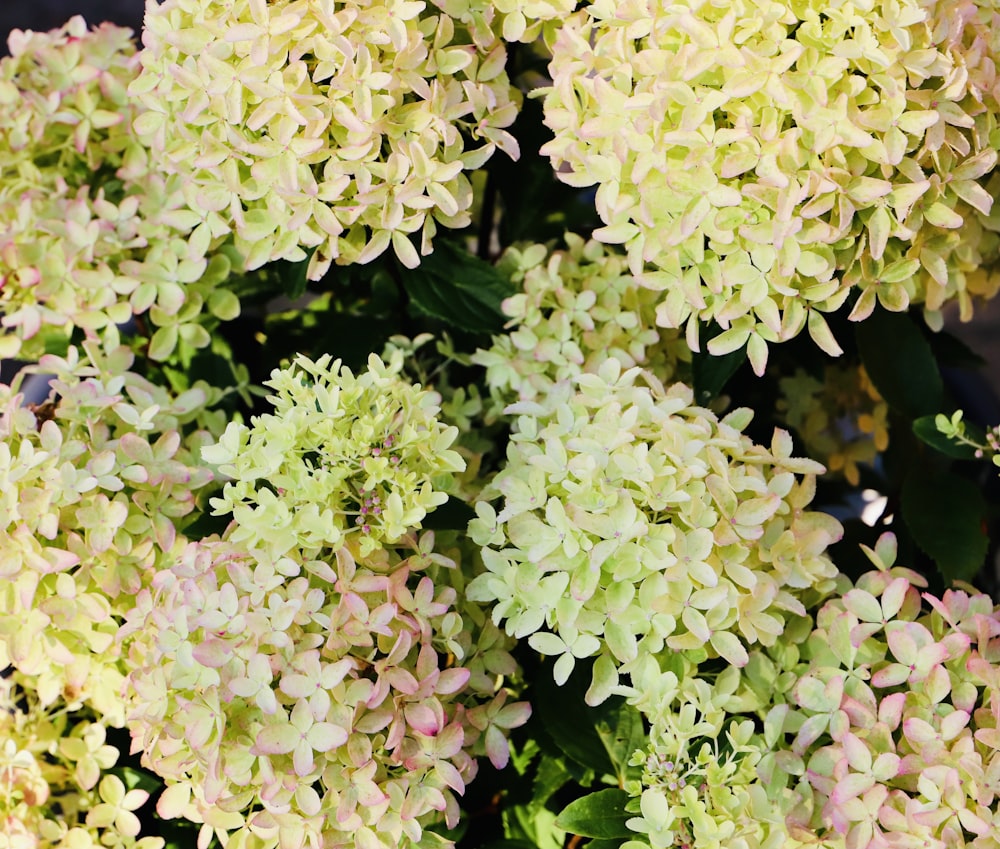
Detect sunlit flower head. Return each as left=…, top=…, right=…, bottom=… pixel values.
left=468, top=359, right=841, bottom=705
left=202, top=351, right=466, bottom=559
left=131, top=0, right=522, bottom=278
left=541, top=0, right=1000, bottom=373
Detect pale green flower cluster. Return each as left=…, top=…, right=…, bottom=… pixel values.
left=468, top=359, right=841, bottom=705
left=203, top=352, right=465, bottom=559
left=473, top=236, right=691, bottom=417
left=122, top=532, right=528, bottom=849
left=623, top=659, right=803, bottom=849
left=0, top=663, right=162, bottom=849
left=0, top=16, right=240, bottom=362
left=541, top=0, right=1000, bottom=373
left=777, top=364, right=889, bottom=486
left=131, top=0, right=522, bottom=278
left=0, top=330, right=222, bottom=728
left=429, top=0, right=575, bottom=45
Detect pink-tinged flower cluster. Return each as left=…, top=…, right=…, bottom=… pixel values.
left=130, top=0, right=521, bottom=278
left=468, top=359, right=841, bottom=705
left=541, top=0, right=1000, bottom=373
left=749, top=534, right=1000, bottom=849
left=0, top=330, right=221, bottom=726
left=473, top=236, right=691, bottom=418
left=0, top=16, right=240, bottom=362
left=122, top=533, right=528, bottom=849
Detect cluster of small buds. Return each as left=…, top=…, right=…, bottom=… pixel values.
left=0, top=16, right=240, bottom=362
left=0, top=678, right=162, bottom=849
left=130, top=0, right=522, bottom=279
left=777, top=364, right=889, bottom=486
left=468, top=359, right=841, bottom=705
left=540, top=0, right=1000, bottom=373
left=203, top=351, right=466, bottom=559
left=121, top=532, right=528, bottom=849
left=473, top=235, right=691, bottom=418
left=0, top=328, right=223, bottom=725
left=937, top=409, right=1000, bottom=469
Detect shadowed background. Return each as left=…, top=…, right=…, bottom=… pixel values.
left=1, top=1, right=143, bottom=46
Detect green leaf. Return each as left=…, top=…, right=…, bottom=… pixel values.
left=421, top=496, right=476, bottom=530
left=276, top=247, right=317, bottom=300
left=912, top=416, right=981, bottom=460
left=555, top=789, right=632, bottom=839
left=594, top=700, right=646, bottom=786
left=403, top=240, right=514, bottom=335
left=588, top=840, right=627, bottom=849
left=901, top=471, right=988, bottom=583
left=111, top=765, right=161, bottom=795
left=855, top=308, right=943, bottom=419
left=532, top=754, right=574, bottom=809
left=534, top=661, right=615, bottom=776
left=692, top=323, right=747, bottom=404
left=505, top=804, right=566, bottom=849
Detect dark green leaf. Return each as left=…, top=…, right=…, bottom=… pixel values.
left=555, top=789, right=632, bottom=839
left=902, top=471, right=988, bottom=583
left=111, top=765, right=161, bottom=795
left=588, top=839, right=626, bottom=849
left=692, top=323, right=747, bottom=404
left=490, top=98, right=602, bottom=245
left=277, top=247, right=317, bottom=300
left=505, top=804, right=565, bottom=849
left=403, top=241, right=514, bottom=335
left=912, top=416, right=981, bottom=460
left=421, top=496, right=476, bottom=530
left=594, top=699, right=646, bottom=785
left=534, top=662, right=615, bottom=775
left=532, top=754, right=573, bottom=809
left=855, top=308, right=943, bottom=419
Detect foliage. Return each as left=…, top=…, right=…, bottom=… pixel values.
left=2, top=6, right=1000, bottom=849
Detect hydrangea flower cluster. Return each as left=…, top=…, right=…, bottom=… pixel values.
left=541, top=0, right=1000, bottom=372
left=202, top=352, right=466, bottom=559
left=473, top=236, right=691, bottom=417
left=429, top=0, right=575, bottom=45
left=623, top=656, right=801, bottom=849
left=0, top=677, right=162, bottom=849
left=468, top=359, right=841, bottom=705
left=0, top=16, right=239, bottom=361
left=770, top=534, right=1000, bottom=849
left=130, top=0, right=522, bottom=278
left=123, top=534, right=528, bottom=849
left=777, top=364, right=889, bottom=486
left=0, top=329, right=222, bottom=726
left=122, top=351, right=526, bottom=849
